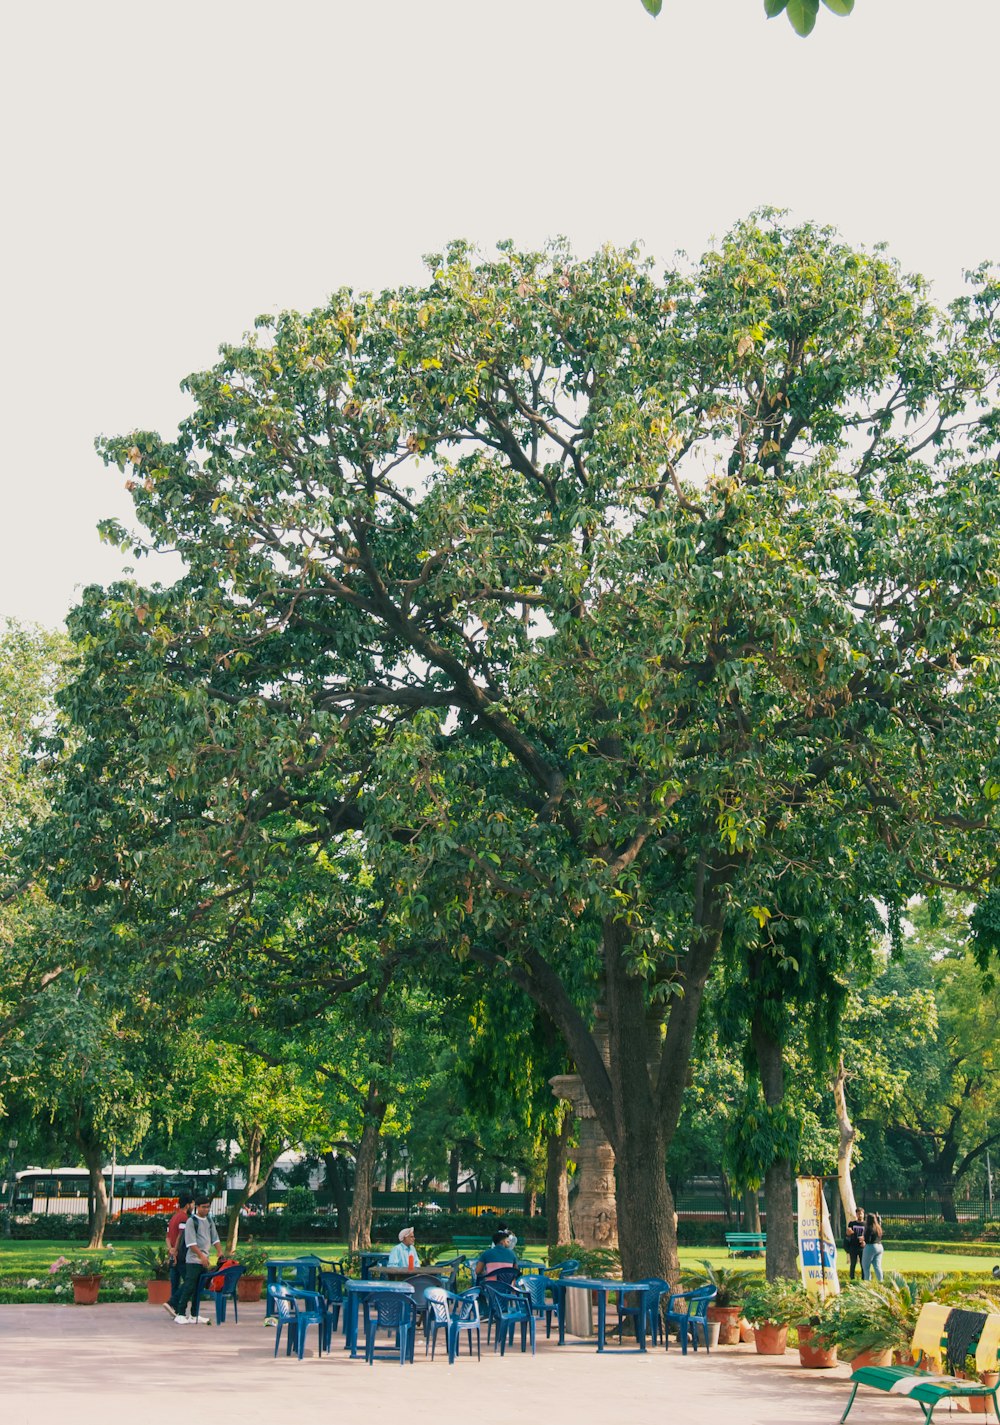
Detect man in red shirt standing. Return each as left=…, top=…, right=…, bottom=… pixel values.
left=164, top=1194, right=195, bottom=1316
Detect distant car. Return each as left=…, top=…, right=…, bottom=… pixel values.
left=415, top=1201, right=443, bottom=1213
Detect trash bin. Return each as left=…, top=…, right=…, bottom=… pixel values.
left=565, top=1287, right=594, bottom=1338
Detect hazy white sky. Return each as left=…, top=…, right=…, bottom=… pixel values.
left=2, top=0, right=997, bottom=629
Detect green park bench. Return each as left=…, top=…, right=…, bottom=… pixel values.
left=451, top=1235, right=492, bottom=1252
left=725, top=1231, right=767, bottom=1256
left=842, top=1302, right=1000, bottom=1424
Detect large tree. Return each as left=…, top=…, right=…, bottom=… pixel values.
left=641, top=0, right=855, bottom=37
left=52, top=214, right=1000, bottom=1280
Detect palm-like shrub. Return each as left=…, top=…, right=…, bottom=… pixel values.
left=742, top=1277, right=803, bottom=1327
left=680, top=1260, right=754, bottom=1309
left=823, top=1280, right=912, bottom=1360
left=131, top=1245, right=171, bottom=1280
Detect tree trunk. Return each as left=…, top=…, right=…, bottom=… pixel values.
left=721, top=1175, right=733, bottom=1227
left=751, top=1015, right=798, bottom=1281
left=761, top=1159, right=796, bottom=1279
left=324, top=1151, right=350, bottom=1241
left=743, top=1188, right=761, bottom=1234
left=80, top=1139, right=108, bottom=1249
left=938, top=1177, right=959, bottom=1224
left=225, top=1124, right=280, bottom=1252
left=448, top=1147, right=459, bottom=1213
left=602, top=917, right=675, bottom=1280
left=615, top=1122, right=679, bottom=1282
left=545, top=1112, right=573, bottom=1249
left=349, top=1087, right=386, bottom=1253
left=501, top=866, right=730, bottom=1286
left=832, top=1057, right=858, bottom=1220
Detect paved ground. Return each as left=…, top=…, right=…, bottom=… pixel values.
left=0, top=1302, right=946, bottom=1425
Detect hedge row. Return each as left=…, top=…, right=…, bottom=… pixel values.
left=1, top=1207, right=548, bottom=1245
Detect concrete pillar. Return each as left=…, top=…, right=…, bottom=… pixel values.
left=549, top=1014, right=618, bottom=1252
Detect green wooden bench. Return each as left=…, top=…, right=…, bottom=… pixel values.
left=451, top=1235, right=491, bottom=1251
left=842, top=1304, right=1000, bottom=1425
left=724, top=1231, right=766, bottom=1256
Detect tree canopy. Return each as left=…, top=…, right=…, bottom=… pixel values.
left=35, top=211, right=1000, bottom=1277
left=641, top=0, right=855, bottom=37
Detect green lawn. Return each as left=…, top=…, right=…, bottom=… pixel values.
left=2, top=1238, right=998, bottom=1279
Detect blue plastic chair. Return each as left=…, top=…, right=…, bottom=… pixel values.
left=359, top=1251, right=390, bottom=1280
left=484, top=1283, right=535, bottom=1356
left=195, top=1263, right=245, bottom=1324
left=518, top=1274, right=559, bottom=1339
left=424, top=1287, right=482, bottom=1363
left=480, top=1265, right=521, bottom=1343
left=318, top=1269, right=346, bottom=1343
left=553, top=1259, right=581, bottom=1278
left=614, top=1277, right=671, bottom=1346
left=271, top=1283, right=327, bottom=1360
left=663, top=1285, right=716, bottom=1354
left=448, top=1288, right=482, bottom=1361
left=364, top=1290, right=417, bottom=1366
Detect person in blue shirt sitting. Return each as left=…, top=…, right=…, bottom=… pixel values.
left=476, top=1229, right=518, bottom=1280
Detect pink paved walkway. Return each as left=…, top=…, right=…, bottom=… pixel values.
left=0, top=1302, right=929, bottom=1425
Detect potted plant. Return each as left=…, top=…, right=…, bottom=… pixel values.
left=742, top=1277, right=801, bottom=1355
left=823, top=1281, right=910, bottom=1370
left=792, top=1290, right=839, bottom=1369
left=131, top=1245, right=173, bottom=1305
left=962, top=1356, right=1000, bottom=1415
left=62, top=1256, right=106, bottom=1305
left=236, top=1242, right=268, bottom=1302
left=683, top=1260, right=749, bottom=1345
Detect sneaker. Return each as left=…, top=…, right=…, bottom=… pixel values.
left=193, top=1316, right=211, bottom=1324
left=174, top=1314, right=190, bottom=1324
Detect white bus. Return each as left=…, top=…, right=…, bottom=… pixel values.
left=13, top=1165, right=227, bottom=1217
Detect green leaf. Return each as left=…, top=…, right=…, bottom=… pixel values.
left=822, top=0, right=854, bottom=12
left=786, top=0, right=819, bottom=33
left=764, top=0, right=788, bottom=15
left=641, top=0, right=663, bottom=13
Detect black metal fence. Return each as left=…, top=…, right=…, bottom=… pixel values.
left=674, top=1186, right=1000, bottom=1227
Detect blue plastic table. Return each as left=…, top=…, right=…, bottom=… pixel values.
left=265, top=1256, right=321, bottom=1318
left=554, top=1277, right=655, bottom=1352
left=343, top=1280, right=414, bottom=1358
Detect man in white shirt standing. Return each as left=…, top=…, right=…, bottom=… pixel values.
left=174, top=1197, right=223, bottom=1323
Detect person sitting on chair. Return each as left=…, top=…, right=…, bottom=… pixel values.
left=476, top=1229, right=518, bottom=1279
left=388, top=1226, right=421, bottom=1269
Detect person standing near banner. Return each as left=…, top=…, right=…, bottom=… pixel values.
left=861, top=1212, right=884, bottom=1282
left=845, top=1207, right=866, bottom=1281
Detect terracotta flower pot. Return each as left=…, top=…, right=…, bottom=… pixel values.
left=850, top=1348, right=894, bottom=1372
left=146, top=1279, right=172, bottom=1305
left=707, top=1305, right=743, bottom=1346
left=754, top=1323, right=789, bottom=1356
left=797, top=1324, right=838, bottom=1369
left=966, top=1372, right=1000, bottom=1413
left=71, top=1274, right=102, bottom=1305
left=740, top=1317, right=755, bottom=1343
left=237, top=1274, right=264, bottom=1303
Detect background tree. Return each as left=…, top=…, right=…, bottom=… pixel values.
left=641, top=0, right=855, bottom=37
left=49, top=214, right=1000, bottom=1281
